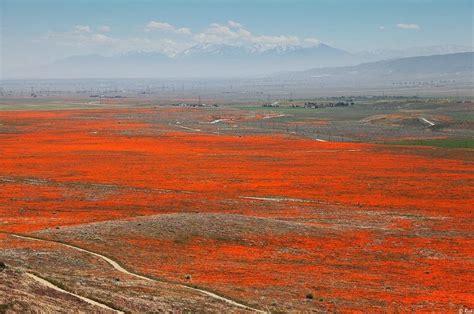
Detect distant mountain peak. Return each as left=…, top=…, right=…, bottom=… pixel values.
left=14, top=43, right=471, bottom=79
left=180, top=43, right=252, bottom=57
left=179, top=42, right=339, bottom=57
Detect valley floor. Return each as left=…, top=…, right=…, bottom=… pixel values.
left=0, top=107, right=473, bottom=312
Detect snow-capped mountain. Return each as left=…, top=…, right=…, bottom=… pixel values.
left=178, top=44, right=254, bottom=58
left=10, top=43, right=472, bottom=79
left=21, top=42, right=358, bottom=78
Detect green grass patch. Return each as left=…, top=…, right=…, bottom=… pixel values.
left=448, top=112, right=474, bottom=122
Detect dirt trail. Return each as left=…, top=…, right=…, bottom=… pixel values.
left=418, top=117, right=436, bottom=127
left=241, top=196, right=315, bottom=203
left=171, top=123, right=202, bottom=132
left=26, top=272, right=123, bottom=313
left=12, top=234, right=264, bottom=313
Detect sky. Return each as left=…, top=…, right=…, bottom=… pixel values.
left=1, top=0, right=473, bottom=74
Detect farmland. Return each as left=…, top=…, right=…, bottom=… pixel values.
left=0, top=98, right=473, bottom=312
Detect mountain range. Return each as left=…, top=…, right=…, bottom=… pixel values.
left=272, top=52, right=474, bottom=86
left=7, top=43, right=473, bottom=79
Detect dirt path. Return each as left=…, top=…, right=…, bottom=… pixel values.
left=418, top=117, right=436, bottom=127
left=12, top=234, right=264, bottom=313
left=241, top=196, right=315, bottom=203
left=170, top=123, right=202, bottom=132
left=26, top=272, right=123, bottom=313
left=210, top=119, right=228, bottom=124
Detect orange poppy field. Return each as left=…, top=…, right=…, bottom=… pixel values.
left=1, top=107, right=473, bottom=312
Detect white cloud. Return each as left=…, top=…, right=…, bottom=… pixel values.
left=74, top=25, right=91, bottom=33
left=175, top=27, right=192, bottom=35
left=144, top=21, right=191, bottom=35
left=145, top=21, right=174, bottom=32
left=303, top=38, right=320, bottom=47
left=193, top=21, right=317, bottom=51
left=89, top=33, right=115, bottom=44
left=43, top=26, right=190, bottom=57
left=42, top=20, right=320, bottom=56
left=209, top=24, right=234, bottom=36
left=228, top=20, right=243, bottom=29
left=379, top=26, right=385, bottom=30
left=145, top=20, right=315, bottom=51
left=396, top=23, right=420, bottom=30
left=98, top=25, right=111, bottom=33
left=44, top=30, right=118, bottom=48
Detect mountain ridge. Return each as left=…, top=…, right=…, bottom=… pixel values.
left=6, top=44, right=474, bottom=79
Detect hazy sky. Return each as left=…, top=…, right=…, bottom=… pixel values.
left=1, top=0, right=473, bottom=69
